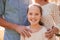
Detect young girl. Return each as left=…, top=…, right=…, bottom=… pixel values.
left=21, top=4, right=56, bottom=40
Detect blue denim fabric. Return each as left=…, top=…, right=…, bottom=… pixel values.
left=0, top=0, right=31, bottom=40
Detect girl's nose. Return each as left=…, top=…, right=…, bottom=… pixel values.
left=32, top=15, right=35, bottom=18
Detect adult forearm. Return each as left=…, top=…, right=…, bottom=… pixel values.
left=0, top=18, right=32, bottom=37
left=0, top=17, right=17, bottom=30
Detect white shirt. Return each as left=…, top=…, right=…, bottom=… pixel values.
left=41, top=3, right=60, bottom=30
left=21, top=26, right=56, bottom=40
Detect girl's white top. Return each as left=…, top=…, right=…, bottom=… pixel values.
left=21, top=26, right=56, bottom=40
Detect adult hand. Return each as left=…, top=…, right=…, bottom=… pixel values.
left=52, top=26, right=59, bottom=34
left=14, top=24, right=32, bottom=38
left=45, top=28, right=54, bottom=39
left=45, top=26, right=59, bottom=39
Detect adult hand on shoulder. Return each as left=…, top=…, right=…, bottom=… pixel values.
left=45, top=27, right=54, bottom=39
left=45, top=26, right=59, bottom=39
left=14, top=24, right=32, bottom=38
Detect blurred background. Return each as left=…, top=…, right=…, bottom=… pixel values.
left=49, top=0, right=60, bottom=5
left=0, top=0, right=60, bottom=40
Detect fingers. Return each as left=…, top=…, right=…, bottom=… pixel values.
left=47, top=28, right=50, bottom=31
left=25, top=28, right=32, bottom=33
left=52, top=26, right=54, bottom=29
left=45, top=32, right=54, bottom=39
left=21, top=32, right=25, bottom=38
left=20, top=27, right=32, bottom=38
left=52, top=27, right=59, bottom=34
left=21, top=30, right=31, bottom=38
left=45, top=29, right=54, bottom=39
left=24, top=27, right=33, bottom=37
left=24, top=30, right=31, bottom=37
left=46, top=29, right=52, bottom=34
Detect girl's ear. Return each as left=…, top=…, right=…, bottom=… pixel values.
left=26, top=14, right=28, bottom=20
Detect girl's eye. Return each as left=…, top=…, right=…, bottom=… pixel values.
left=29, top=13, right=32, bottom=15
left=35, top=13, right=39, bottom=15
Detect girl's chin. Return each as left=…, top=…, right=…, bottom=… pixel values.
left=31, top=23, right=37, bottom=25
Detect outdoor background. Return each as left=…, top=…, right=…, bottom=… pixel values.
left=0, top=0, right=60, bottom=40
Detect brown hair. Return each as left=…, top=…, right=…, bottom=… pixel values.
left=45, top=0, right=48, bottom=2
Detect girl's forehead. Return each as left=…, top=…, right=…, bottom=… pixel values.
left=29, top=6, right=40, bottom=10
left=28, top=6, right=41, bottom=13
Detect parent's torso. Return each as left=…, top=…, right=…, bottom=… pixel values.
left=3, top=0, right=32, bottom=40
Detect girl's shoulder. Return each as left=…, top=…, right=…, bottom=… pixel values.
left=41, top=26, right=47, bottom=31
left=26, top=26, right=47, bottom=32
left=26, top=26, right=30, bottom=29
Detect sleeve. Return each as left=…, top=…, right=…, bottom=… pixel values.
left=51, top=4, right=60, bottom=31
left=0, top=0, right=5, bottom=17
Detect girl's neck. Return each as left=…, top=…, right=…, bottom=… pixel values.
left=30, top=24, right=42, bottom=32
left=30, top=24, right=40, bottom=29
left=35, top=0, right=49, bottom=6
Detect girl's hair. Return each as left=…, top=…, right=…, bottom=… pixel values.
left=45, top=0, right=48, bottom=2
left=27, top=4, right=44, bottom=26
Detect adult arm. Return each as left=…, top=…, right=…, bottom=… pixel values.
left=45, top=4, right=59, bottom=39
left=0, top=0, right=31, bottom=38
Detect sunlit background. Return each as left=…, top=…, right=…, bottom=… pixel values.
left=0, top=0, right=60, bottom=40
left=49, top=0, right=60, bottom=5
left=31, top=0, right=60, bottom=5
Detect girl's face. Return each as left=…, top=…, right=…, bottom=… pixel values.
left=27, top=6, right=42, bottom=25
